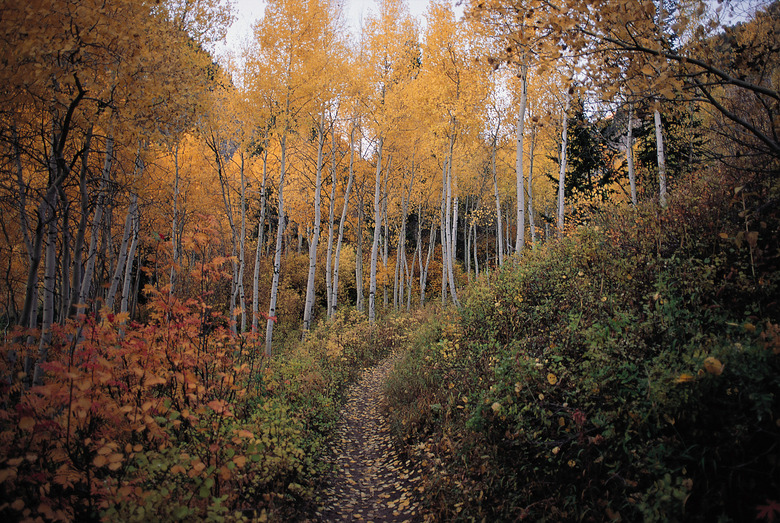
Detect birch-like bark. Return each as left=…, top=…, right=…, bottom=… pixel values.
left=69, top=125, right=93, bottom=316
left=445, top=136, right=459, bottom=307
left=252, top=136, right=269, bottom=333
left=382, top=156, right=390, bottom=309
left=491, top=129, right=504, bottom=266
left=368, top=137, right=383, bottom=323
left=515, top=63, right=528, bottom=255
left=238, top=152, right=247, bottom=332
left=303, top=114, right=325, bottom=333
left=170, top=142, right=180, bottom=295
left=265, top=132, right=287, bottom=356
left=421, top=218, right=436, bottom=305
left=472, top=221, right=479, bottom=276
left=332, top=119, right=356, bottom=314
left=78, top=134, right=113, bottom=309
left=325, top=121, right=337, bottom=317
left=627, top=104, right=637, bottom=206
left=654, top=108, right=668, bottom=207
left=105, top=197, right=134, bottom=312
left=34, top=188, right=58, bottom=384
left=557, top=92, right=571, bottom=238
left=120, top=195, right=139, bottom=315
left=439, top=158, right=448, bottom=305
left=527, top=127, right=537, bottom=244
left=355, top=195, right=364, bottom=313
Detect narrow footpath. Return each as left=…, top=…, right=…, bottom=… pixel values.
left=316, top=352, right=424, bottom=522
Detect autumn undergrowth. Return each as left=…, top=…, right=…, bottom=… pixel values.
left=0, top=238, right=413, bottom=522
left=386, top=171, right=780, bottom=521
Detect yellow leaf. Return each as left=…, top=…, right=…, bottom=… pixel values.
left=674, top=373, right=695, bottom=384
left=93, top=455, right=107, bottom=467
left=233, top=455, right=247, bottom=468
left=703, top=357, right=724, bottom=376
left=547, top=373, right=558, bottom=385
left=19, top=417, right=35, bottom=431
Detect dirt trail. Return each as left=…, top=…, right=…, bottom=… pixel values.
left=316, top=352, right=423, bottom=522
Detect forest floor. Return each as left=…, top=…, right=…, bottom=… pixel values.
left=315, top=352, right=425, bottom=522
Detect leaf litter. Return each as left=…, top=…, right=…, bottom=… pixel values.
left=316, top=352, right=424, bottom=522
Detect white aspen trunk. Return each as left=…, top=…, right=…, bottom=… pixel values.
left=654, top=108, right=668, bottom=207
left=445, top=140, right=459, bottom=307
left=325, top=123, right=337, bottom=317
left=393, top=214, right=401, bottom=311
left=465, top=198, right=471, bottom=281
left=368, top=137, right=383, bottom=323
left=515, top=63, right=528, bottom=255
left=252, top=139, right=268, bottom=333
left=33, top=188, right=58, bottom=385
left=473, top=220, right=479, bottom=276
left=303, top=115, right=325, bottom=333
left=211, top=135, right=239, bottom=334
left=332, top=119, right=356, bottom=314
left=59, top=191, right=71, bottom=323
left=238, top=152, right=247, bottom=332
left=382, top=156, right=390, bottom=310
left=421, top=219, right=436, bottom=305
left=120, top=195, right=139, bottom=315
left=105, top=197, right=134, bottom=312
left=406, top=238, right=416, bottom=311
left=79, top=135, right=113, bottom=309
left=491, top=130, right=504, bottom=266
left=558, top=92, right=571, bottom=238
left=355, top=197, right=364, bottom=312
left=170, top=142, right=180, bottom=295
left=69, top=125, right=93, bottom=317
left=527, top=128, right=537, bottom=244
left=265, top=132, right=287, bottom=356
left=440, top=158, right=448, bottom=305
left=627, top=104, right=637, bottom=206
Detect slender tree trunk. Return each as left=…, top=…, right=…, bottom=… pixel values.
left=491, top=130, right=504, bottom=266
left=527, top=127, right=537, bottom=244
left=382, top=157, right=390, bottom=310
left=303, top=115, right=325, bottom=333
left=465, top=198, right=471, bottom=281
left=515, top=63, right=528, bottom=256
left=368, top=137, right=383, bottom=323
left=33, top=188, right=58, bottom=384
left=252, top=139, right=269, bottom=333
left=356, top=195, right=364, bottom=313
left=120, top=196, right=139, bottom=315
left=170, top=141, right=180, bottom=295
left=69, top=125, right=93, bottom=317
left=654, top=107, right=667, bottom=207
left=79, top=134, right=113, bottom=310
left=421, top=217, right=436, bottom=305
left=472, top=220, right=479, bottom=276
left=265, top=132, right=288, bottom=356
left=106, top=198, right=134, bottom=312
left=444, top=135, right=459, bottom=307
left=106, top=151, right=143, bottom=312
left=238, top=152, right=247, bottom=332
left=440, top=160, right=448, bottom=306
left=332, top=119, right=356, bottom=314
left=557, top=92, right=571, bottom=238
left=325, top=123, right=337, bottom=317
left=627, top=104, right=637, bottom=206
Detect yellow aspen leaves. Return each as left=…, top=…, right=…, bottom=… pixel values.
left=703, top=357, right=724, bottom=376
